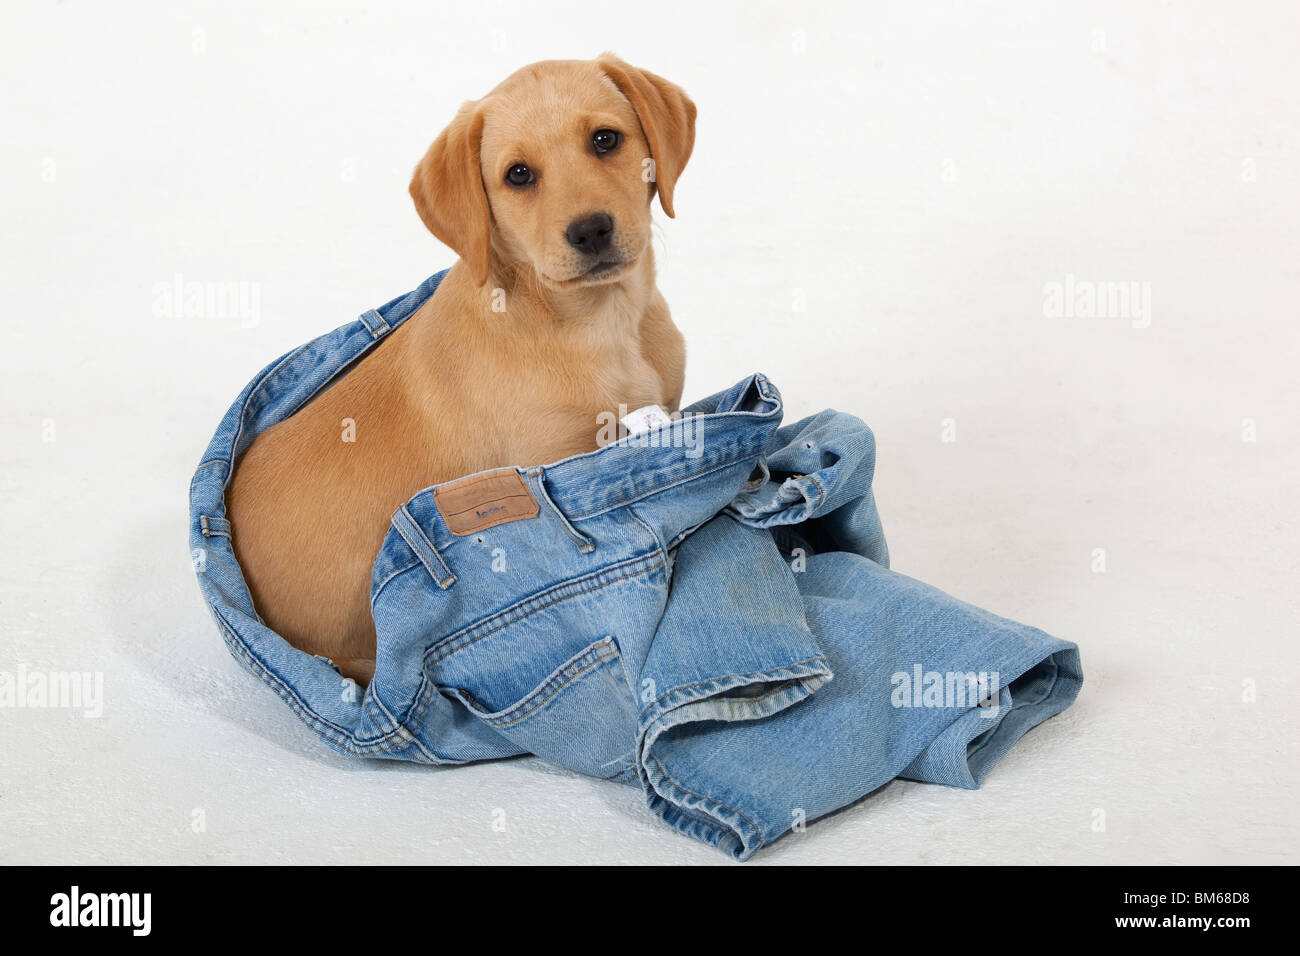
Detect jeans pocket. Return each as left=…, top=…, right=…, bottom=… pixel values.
left=445, top=637, right=639, bottom=781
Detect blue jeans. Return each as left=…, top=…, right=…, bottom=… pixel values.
left=191, top=271, right=1083, bottom=860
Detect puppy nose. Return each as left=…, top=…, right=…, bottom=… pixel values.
left=564, top=212, right=614, bottom=255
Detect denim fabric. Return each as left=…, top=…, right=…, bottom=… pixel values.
left=190, top=271, right=1083, bottom=860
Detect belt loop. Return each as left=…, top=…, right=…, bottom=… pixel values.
left=199, top=515, right=232, bottom=539
left=391, top=505, right=457, bottom=589
left=525, top=467, right=595, bottom=554
left=358, top=308, right=392, bottom=339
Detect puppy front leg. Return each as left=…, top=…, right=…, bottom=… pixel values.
left=640, top=296, right=686, bottom=412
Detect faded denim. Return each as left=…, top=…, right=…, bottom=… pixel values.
left=190, top=271, right=1083, bottom=860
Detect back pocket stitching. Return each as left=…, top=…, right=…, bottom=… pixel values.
left=465, top=637, right=622, bottom=729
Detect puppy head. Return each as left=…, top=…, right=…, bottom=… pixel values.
left=409, top=54, right=696, bottom=289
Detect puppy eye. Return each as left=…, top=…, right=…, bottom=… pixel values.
left=592, top=129, right=621, bottom=154
left=505, top=163, right=534, bottom=187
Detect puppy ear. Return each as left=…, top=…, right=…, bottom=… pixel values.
left=597, top=53, right=697, bottom=218
left=409, top=101, right=491, bottom=286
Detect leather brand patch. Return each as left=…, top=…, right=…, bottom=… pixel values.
left=434, top=468, right=539, bottom=535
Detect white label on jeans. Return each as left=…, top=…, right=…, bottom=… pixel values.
left=620, top=404, right=673, bottom=435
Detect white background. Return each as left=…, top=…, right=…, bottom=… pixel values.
left=2, top=0, right=1296, bottom=864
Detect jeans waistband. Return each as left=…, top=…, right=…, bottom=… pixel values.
left=379, top=374, right=783, bottom=590
left=518, top=373, right=782, bottom=520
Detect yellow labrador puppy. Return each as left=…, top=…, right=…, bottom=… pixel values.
left=225, top=55, right=695, bottom=684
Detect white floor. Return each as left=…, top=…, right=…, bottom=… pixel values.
left=2, top=1, right=1296, bottom=864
